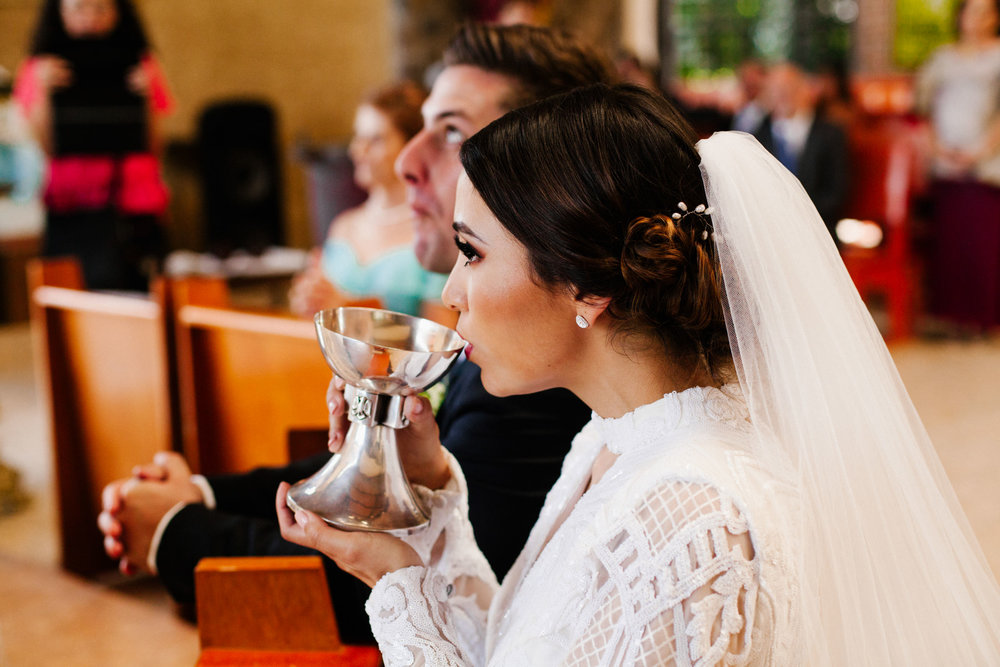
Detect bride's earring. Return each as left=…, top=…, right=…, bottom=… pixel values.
left=575, top=314, right=590, bottom=329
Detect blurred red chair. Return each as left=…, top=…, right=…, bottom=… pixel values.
left=839, top=125, right=921, bottom=340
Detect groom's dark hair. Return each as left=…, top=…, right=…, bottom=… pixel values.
left=442, top=23, right=617, bottom=113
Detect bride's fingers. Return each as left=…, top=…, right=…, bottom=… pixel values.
left=326, top=377, right=349, bottom=452
left=275, top=482, right=305, bottom=541
left=289, top=510, right=414, bottom=587
left=403, top=394, right=436, bottom=432
left=396, top=395, right=450, bottom=489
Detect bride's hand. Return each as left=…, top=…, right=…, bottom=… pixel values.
left=326, top=376, right=451, bottom=490
left=276, top=482, right=421, bottom=587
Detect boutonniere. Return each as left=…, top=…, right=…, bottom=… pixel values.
left=421, top=382, right=448, bottom=416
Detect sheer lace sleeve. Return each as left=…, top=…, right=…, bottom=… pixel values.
left=564, top=480, right=761, bottom=667
left=366, top=451, right=498, bottom=666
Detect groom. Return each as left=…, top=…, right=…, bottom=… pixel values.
left=98, top=23, right=614, bottom=644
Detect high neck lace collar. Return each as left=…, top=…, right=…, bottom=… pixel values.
left=592, top=384, right=751, bottom=455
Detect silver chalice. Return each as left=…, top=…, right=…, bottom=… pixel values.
left=285, top=307, right=464, bottom=532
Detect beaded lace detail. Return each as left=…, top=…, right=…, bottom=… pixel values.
left=366, top=385, right=794, bottom=666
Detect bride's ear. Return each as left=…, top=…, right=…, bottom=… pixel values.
left=574, top=295, right=611, bottom=329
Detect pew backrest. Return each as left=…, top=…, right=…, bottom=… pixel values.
left=173, top=304, right=331, bottom=475
left=28, top=258, right=173, bottom=575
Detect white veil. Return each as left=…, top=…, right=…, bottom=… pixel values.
left=698, top=131, right=1000, bottom=664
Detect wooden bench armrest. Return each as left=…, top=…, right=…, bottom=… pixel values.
left=194, top=556, right=380, bottom=666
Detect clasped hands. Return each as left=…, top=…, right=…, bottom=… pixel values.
left=275, top=376, right=452, bottom=587
left=97, top=451, right=204, bottom=575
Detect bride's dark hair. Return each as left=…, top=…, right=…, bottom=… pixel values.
left=459, top=83, right=730, bottom=379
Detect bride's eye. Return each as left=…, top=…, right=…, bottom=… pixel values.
left=454, top=235, right=481, bottom=266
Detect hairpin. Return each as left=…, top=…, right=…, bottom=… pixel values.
left=670, top=202, right=715, bottom=240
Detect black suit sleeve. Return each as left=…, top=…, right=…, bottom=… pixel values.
left=206, top=453, right=330, bottom=519
left=809, top=122, right=849, bottom=234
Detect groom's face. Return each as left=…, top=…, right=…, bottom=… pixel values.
left=395, top=65, right=515, bottom=275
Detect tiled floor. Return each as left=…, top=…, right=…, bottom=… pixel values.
left=1, top=322, right=998, bottom=665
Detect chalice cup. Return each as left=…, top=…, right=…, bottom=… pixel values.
left=285, top=307, right=464, bottom=532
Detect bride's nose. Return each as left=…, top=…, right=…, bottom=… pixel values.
left=441, top=267, right=466, bottom=312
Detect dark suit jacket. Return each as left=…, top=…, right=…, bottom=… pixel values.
left=156, top=360, right=590, bottom=643
left=753, top=115, right=849, bottom=235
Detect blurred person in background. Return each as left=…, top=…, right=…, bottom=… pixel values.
left=731, top=58, right=769, bottom=134
left=753, top=62, right=848, bottom=237
left=613, top=48, right=660, bottom=91
left=917, top=0, right=1000, bottom=334
left=14, top=0, right=172, bottom=291
left=815, top=57, right=856, bottom=128
left=289, top=81, right=451, bottom=322
left=0, top=65, right=45, bottom=236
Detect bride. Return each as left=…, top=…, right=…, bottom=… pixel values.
left=277, top=84, right=1000, bottom=665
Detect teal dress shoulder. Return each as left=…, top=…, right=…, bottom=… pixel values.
left=321, top=238, right=447, bottom=316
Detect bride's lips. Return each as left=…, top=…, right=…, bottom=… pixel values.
left=458, top=332, right=473, bottom=360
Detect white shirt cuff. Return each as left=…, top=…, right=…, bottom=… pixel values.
left=145, top=474, right=216, bottom=574
left=190, top=474, right=216, bottom=509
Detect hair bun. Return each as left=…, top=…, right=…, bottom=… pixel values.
left=620, top=213, right=722, bottom=333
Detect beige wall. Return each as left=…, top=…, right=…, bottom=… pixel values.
left=1, top=0, right=392, bottom=249
left=0, top=2, right=42, bottom=76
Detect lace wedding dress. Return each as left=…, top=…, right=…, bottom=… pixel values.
left=366, top=385, right=798, bottom=666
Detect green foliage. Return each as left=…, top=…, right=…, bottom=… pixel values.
left=670, top=0, right=853, bottom=77
left=894, top=0, right=955, bottom=70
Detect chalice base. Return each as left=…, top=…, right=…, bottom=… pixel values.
left=285, top=422, right=430, bottom=532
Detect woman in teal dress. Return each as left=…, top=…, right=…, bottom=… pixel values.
left=289, top=81, right=448, bottom=320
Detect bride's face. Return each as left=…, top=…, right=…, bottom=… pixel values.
left=442, top=175, right=582, bottom=396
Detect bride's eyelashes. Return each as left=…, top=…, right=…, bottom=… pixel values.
left=454, top=235, right=481, bottom=266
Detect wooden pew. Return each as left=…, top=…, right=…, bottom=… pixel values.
left=170, top=282, right=352, bottom=475
left=28, top=258, right=174, bottom=575
left=28, top=257, right=372, bottom=574
left=194, top=555, right=381, bottom=666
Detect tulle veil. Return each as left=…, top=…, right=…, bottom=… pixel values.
left=698, top=131, right=1000, bottom=664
